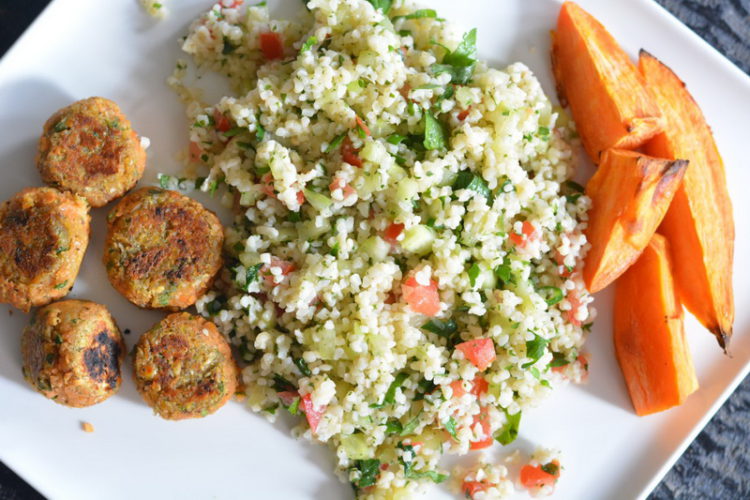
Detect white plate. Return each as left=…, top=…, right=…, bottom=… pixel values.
left=0, top=1, right=748, bottom=499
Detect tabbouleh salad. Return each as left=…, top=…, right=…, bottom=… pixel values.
left=167, top=0, right=594, bottom=497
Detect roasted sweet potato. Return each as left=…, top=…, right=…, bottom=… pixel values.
left=583, top=148, right=687, bottom=294
left=614, top=234, right=698, bottom=416
left=639, top=50, right=735, bottom=350
left=551, top=2, right=663, bottom=163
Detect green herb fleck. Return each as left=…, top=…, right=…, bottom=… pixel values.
left=300, top=36, right=318, bottom=52
left=423, top=113, right=445, bottom=150
left=539, top=286, right=564, bottom=306
left=325, top=133, right=346, bottom=153
left=54, top=281, right=68, bottom=290
left=495, top=410, right=521, bottom=445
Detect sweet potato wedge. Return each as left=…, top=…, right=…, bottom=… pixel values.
left=583, top=148, right=687, bottom=294
left=614, top=234, right=698, bottom=416
left=639, top=50, right=735, bottom=350
left=551, top=2, right=663, bottom=163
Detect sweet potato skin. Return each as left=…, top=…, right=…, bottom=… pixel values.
left=614, top=234, right=698, bottom=416
left=551, top=2, right=663, bottom=163
left=584, top=148, right=687, bottom=293
left=639, top=50, right=734, bottom=350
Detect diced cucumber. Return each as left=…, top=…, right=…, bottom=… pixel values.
left=314, top=326, right=337, bottom=360
left=396, top=177, right=419, bottom=203
left=367, top=331, right=389, bottom=356
left=303, top=189, right=333, bottom=212
left=361, top=235, right=390, bottom=261
left=239, top=251, right=260, bottom=267
left=298, top=219, right=330, bottom=240
left=360, top=140, right=386, bottom=163
left=401, top=225, right=434, bottom=255
left=389, top=165, right=408, bottom=182
left=340, top=433, right=373, bottom=460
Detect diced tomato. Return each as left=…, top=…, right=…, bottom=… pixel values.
left=262, top=257, right=296, bottom=286
left=520, top=460, right=560, bottom=490
left=450, top=380, right=466, bottom=398
left=277, top=390, right=298, bottom=407
left=213, top=109, right=232, bottom=132
left=469, top=406, right=493, bottom=450
left=554, top=250, right=574, bottom=277
left=340, top=136, right=363, bottom=167
left=399, top=83, right=411, bottom=100
left=260, top=173, right=304, bottom=205
left=509, top=221, right=538, bottom=248
left=355, top=115, right=371, bottom=136
left=565, top=291, right=583, bottom=327
left=462, top=480, right=494, bottom=499
left=382, top=222, right=405, bottom=245
left=329, top=178, right=356, bottom=198
left=470, top=375, right=489, bottom=396
left=189, top=141, right=203, bottom=162
left=380, top=463, right=389, bottom=471
left=401, top=275, right=441, bottom=317
left=455, top=338, right=496, bottom=371
left=300, top=393, right=325, bottom=434
left=225, top=0, right=243, bottom=7
left=577, top=353, right=589, bottom=372
left=458, top=107, right=471, bottom=121
left=259, top=32, right=284, bottom=60
left=451, top=376, right=488, bottom=399
left=384, top=292, right=397, bottom=305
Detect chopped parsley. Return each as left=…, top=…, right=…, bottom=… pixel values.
left=300, top=36, right=318, bottom=52
left=539, top=285, right=564, bottom=306
left=371, top=372, right=408, bottom=408
left=453, top=170, right=491, bottom=200
left=431, top=28, right=477, bottom=84
left=421, top=318, right=457, bottom=338
left=495, top=410, right=521, bottom=445
left=523, top=333, right=549, bottom=368
left=423, top=113, right=445, bottom=150
left=350, top=459, right=381, bottom=490
left=325, top=133, right=346, bottom=153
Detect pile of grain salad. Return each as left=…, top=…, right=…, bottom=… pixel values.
left=168, top=0, right=593, bottom=497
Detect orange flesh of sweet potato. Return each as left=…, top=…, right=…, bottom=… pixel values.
left=614, top=234, right=698, bottom=416
left=583, top=148, right=687, bottom=294
left=551, top=2, right=663, bottom=163
left=639, top=50, right=735, bottom=351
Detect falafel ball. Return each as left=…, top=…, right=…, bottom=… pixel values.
left=36, top=97, right=146, bottom=207
left=21, top=300, right=125, bottom=407
left=0, top=187, right=90, bottom=312
left=103, top=188, right=224, bottom=310
left=133, top=312, right=238, bottom=420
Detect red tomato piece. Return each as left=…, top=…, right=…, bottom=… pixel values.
left=341, top=136, right=363, bottom=167
left=329, top=178, right=356, bottom=198
left=399, top=83, right=411, bottom=100
left=262, top=257, right=296, bottom=286
left=213, top=109, right=232, bottom=132
left=462, top=481, right=494, bottom=499
left=382, top=222, right=405, bottom=245
left=565, top=291, right=583, bottom=327
left=509, top=221, right=538, bottom=248
left=455, top=338, right=496, bottom=371
left=355, top=115, right=371, bottom=136
left=189, top=141, right=203, bottom=162
left=469, top=406, right=493, bottom=450
left=259, top=32, right=284, bottom=60
left=226, top=0, right=243, bottom=7
left=401, top=275, right=441, bottom=317
left=458, top=107, right=471, bottom=121
left=470, top=375, right=489, bottom=396
left=300, top=393, right=324, bottom=434
left=450, top=380, right=466, bottom=398
left=277, top=390, right=298, bottom=407
left=520, top=460, right=560, bottom=490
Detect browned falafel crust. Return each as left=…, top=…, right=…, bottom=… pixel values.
left=103, top=187, right=224, bottom=310
left=21, top=299, right=125, bottom=408
left=0, top=187, right=90, bottom=312
left=36, top=97, right=146, bottom=207
left=133, top=312, right=238, bottom=420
